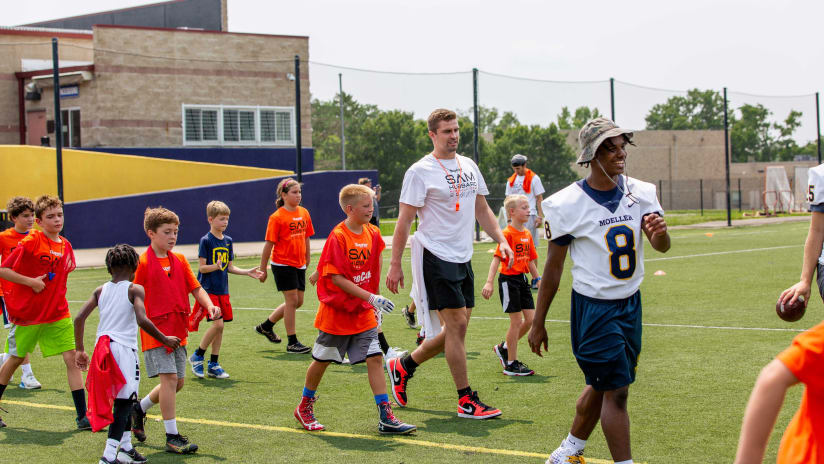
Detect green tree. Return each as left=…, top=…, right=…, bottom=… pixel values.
left=557, top=106, right=602, bottom=129
left=645, top=89, right=726, bottom=130
left=484, top=123, right=577, bottom=187
left=310, top=92, right=378, bottom=169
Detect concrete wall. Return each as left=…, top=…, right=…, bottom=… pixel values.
left=62, top=170, right=378, bottom=249
left=0, top=145, right=290, bottom=203
left=22, top=0, right=226, bottom=32
left=0, top=30, right=93, bottom=145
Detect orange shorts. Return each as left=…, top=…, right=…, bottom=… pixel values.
left=189, top=293, right=232, bottom=332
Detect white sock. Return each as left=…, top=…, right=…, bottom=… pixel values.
left=163, top=418, right=178, bottom=435
left=614, top=460, right=633, bottom=464
left=565, top=433, right=587, bottom=451
left=139, top=396, right=155, bottom=413
left=502, top=341, right=508, bottom=349
left=103, top=438, right=119, bottom=460
left=119, top=431, right=133, bottom=452
left=21, top=363, right=33, bottom=376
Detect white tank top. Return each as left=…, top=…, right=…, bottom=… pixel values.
left=96, top=280, right=138, bottom=350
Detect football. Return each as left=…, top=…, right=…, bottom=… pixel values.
left=776, top=295, right=806, bottom=322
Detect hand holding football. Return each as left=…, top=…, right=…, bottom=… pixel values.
left=776, top=295, right=806, bottom=322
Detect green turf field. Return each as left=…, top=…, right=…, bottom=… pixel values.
left=0, top=220, right=815, bottom=463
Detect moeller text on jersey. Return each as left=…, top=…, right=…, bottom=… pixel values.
left=598, top=215, right=633, bottom=227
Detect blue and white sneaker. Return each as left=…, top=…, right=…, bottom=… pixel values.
left=207, top=361, right=229, bottom=379
left=189, top=352, right=205, bottom=378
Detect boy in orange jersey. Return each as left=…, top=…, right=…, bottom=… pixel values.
left=482, top=195, right=540, bottom=376
left=0, top=196, right=42, bottom=389
left=0, top=195, right=88, bottom=429
left=294, top=184, right=415, bottom=435
left=128, top=207, right=221, bottom=455
left=255, top=178, right=315, bottom=353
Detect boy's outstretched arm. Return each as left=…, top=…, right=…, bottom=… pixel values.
left=330, top=274, right=394, bottom=314
left=734, top=359, right=799, bottom=464
left=73, top=286, right=103, bottom=370
left=780, top=211, right=824, bottom=306
left=191, top=286, right=222, bottom=320
left=130, top=284, right=180, bottom=350
left=481, top=256, right=502, bottom=300
left=258, top=241, right=274, bottom=283
left=227, top=261, right=264, bottom=279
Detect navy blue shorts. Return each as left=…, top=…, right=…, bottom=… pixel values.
left=570, top=289, right=642, bottom=392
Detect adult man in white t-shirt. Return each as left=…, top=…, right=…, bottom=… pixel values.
left=385, top=108, right=513, bottom=420
left=505, top=154, right=546, bottom=289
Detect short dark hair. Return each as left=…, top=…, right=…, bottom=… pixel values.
left=6, top=196, right=34, bottom=219
left=427, top=108, right=457, bottom=133
left=33, top=195, right=62, bottom=219
left=105, top=243, right=139, bottom=274
left=143, top=207, right=179, bottom=232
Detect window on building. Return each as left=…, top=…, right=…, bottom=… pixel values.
left=60, top=108, right=81, bottom=147
left=183, top=104, right=293, bottom=146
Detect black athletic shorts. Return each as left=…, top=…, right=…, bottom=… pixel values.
left=498, top=273, right=534, bottom=313
left=271, top=264, right=306, bottom=292
left=422, top=248, right=474, bottom=310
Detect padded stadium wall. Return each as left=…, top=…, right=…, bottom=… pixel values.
left=62, top=170, right=378, bottom=249
left=81, top=147, right=314, bottom=172
left=0, top=146, right=291, bottom=203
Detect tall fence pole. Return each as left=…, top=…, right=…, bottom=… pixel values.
left=339, top=73, right=345, bottom=170
left=816, top=92, right=821, bottom=165
left=52, top=38, right=64, bottom=202
left=738, top=178, right=742, bottom=211
left=294, top=55, right=302, bottom=182
left=610, top=77, right=615, bottom=122
left=699, top=179, right=704, bottom=215
left=723, top=87, right=731, bottom=226
left=473, top=67, right=480, bottom=241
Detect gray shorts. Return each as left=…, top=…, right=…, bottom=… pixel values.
left=143, top=345, right=187, bottom=378
left=311, top=327, right=381, bottom=365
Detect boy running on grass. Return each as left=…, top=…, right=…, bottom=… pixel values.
left=295, top=184, right=415, bottom=435
left=188, top=201, right=262, bottom=379
left=74, top=244, right=181, bottom=464
left=0, top=196, right=42, bottom=389
left=0, top=195, right=88, bottom=429
left=129, top=207, right=221, bottom=454
left=481, top=194, right=539, bottom=376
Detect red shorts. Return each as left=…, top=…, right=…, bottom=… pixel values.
left=189, top=293, right=232, bottom=332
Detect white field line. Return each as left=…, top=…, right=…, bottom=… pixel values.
left=645, top=244, right=799, bottom=261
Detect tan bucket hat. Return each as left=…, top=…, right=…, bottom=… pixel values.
left=577, top=117, right=633, bottom=164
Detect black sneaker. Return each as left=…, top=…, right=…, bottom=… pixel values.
left=76, top=415, right=92, bottom=431
left=493, top=342, right=508, bottom=369
left=255, top=324, right=282, bottom=343
left=166, top=433, right=198, bottom=454
left=131, top=401, right=147, bottom=442
left=401, top=305, right=417, bottom=329
left=287, top=341, right=311, bottom=354
left=117, top=447, right=148, bottom=463
left=503, top=359, right=535, bottom=376
left=377, top=401, right=416, bottom=434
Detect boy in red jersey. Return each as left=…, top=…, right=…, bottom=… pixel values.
left=0, top=195, right=87, bottom=429
left=482, top=195, right=540, bottom=376
left=128, top=207, right=220, bottom=455
left=295, top=184, right=414, bottom=435
left=0, top=196, right=42, bottom=389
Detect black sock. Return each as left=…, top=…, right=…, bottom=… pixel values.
left=401, top=354, right=418, bottom=374
left=108, top=399, right=131, bottom=440
left=195, top=348, right=206, bottom=357
left=377, top=332, right=390, bottom=354
left=261, top=319, right=275, bottom=331
left=288, top=334, right=298, bottom=345
left=71, top=389, right=87, bottom=419
left=210, top=354, right=219, bottom=363
left=457, top=386, right=472, bottom=399
left=0, top=383, right=6, bottom=401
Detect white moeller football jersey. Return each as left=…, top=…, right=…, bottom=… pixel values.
left=400, top=154, right=488, bottom=263
left=542, top=176, right=663, bottom=300
left=807, top=164, right=824, bottom=264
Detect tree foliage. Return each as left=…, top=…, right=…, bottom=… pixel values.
left=557, top=106, right=602, bottom=129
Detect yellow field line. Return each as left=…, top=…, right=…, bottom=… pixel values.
left=3, top=399, right=632, bottom=463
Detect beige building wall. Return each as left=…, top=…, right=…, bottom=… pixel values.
left=79, top=25, right=311, bottom=148
left=0, top=30, right=93, bottom=144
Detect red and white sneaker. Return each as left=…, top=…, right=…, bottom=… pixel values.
left=386, top=357, right=413, bottom=407
left=294, top=396, right=324, bottom=431
left=457, top=391, right=502, bottom=419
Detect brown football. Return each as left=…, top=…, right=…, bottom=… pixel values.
left=776, top=295, right=806, bottom=322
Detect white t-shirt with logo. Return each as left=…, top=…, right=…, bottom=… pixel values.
left=542, top=176, right=662, bottom=300
left=400, top=154, right=488, bottom=263
left=505, top=173, right=546, bottom=215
